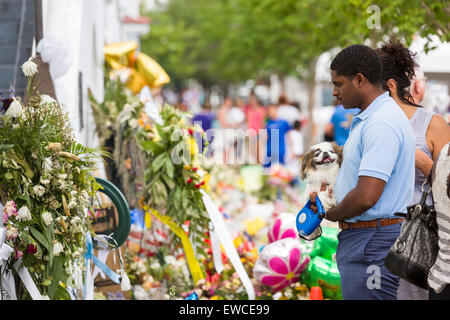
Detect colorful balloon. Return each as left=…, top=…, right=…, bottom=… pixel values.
left=302, top=256, right=342, bottom=300
left=268, top=213, right=299, bottom=243
left=310, top=227, right=339, bottom=260
left=253, top=238, right=310, bottom=291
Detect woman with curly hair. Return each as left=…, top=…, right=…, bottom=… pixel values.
left=376, top=39, right=450, bottom=300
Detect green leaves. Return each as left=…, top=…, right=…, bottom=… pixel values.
left=151, top=152, right=169, bottom=172
left=141, top=140, right=165, bottom=154
left=29, top=226, right=50, bottom=252
left=165, top=160, right=175, bottom=179
left=0, top=144, right=14, bottom=152
left=141, top=0, right=449, bottom=87
left=48, top=255, right=68, bottom=300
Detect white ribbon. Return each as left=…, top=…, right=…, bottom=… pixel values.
left=1, top=268, right=17, bottom=300
left=118, top=269, right=131, bottom=291
left=13, top=259, right=43, bottom=300
left=209, top=223, right=223, bottom=274
left=201, top=190, right=255, bottom=300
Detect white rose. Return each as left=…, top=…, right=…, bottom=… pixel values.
left=21, top=57, right=38, bottom=77
left=33, top=185, right=45, bottom=197
left=129, top=118, right=138, bottom=129
left=123, top=104, right=133, bottom=113
left=42, top=211, right=53, bottom=226
left=17, top=206, right=32, bottom=221
left=58, top=174, right=67, bottom=180
left=40, top=178, right=50, bottom=185
left=5, top=98, right=23, bottom=118
left=72, top=248, right=82, bottom=257
left=43, top=158, right=53, bottom=172
left=53, top=242, right=64, bottom=256
left=80, top=191, right=89, bottom=200
left=70, top=216, right=81, bottom=225
left=39, top=94, right=56, bottom=106
left=164, top=255, right=177, bottom=265
left=197, top=169, right=205, bottom=178
left=150, top=262, right=161, bottom=270
left=68, top=201, right=77, bottom=209
left=55, top=216, right=66, bottom=223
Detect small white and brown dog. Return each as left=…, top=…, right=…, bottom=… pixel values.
left=300, top=142, right=343, bottom=212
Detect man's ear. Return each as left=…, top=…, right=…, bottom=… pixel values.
left=354, top=73, right=366, bottom=88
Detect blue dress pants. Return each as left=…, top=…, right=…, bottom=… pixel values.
left=336, top=222, right=401, bottom=300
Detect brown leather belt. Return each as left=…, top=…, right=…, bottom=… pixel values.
left=338, top=218, right=404, bottom=230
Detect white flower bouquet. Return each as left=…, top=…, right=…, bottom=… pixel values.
left=0, top=58, right=106, bottom=299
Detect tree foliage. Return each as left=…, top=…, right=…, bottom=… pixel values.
left=141, top=0, right=449, bottom=88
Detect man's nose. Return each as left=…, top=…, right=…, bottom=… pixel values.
left=332, top=87, right=339, bottom=97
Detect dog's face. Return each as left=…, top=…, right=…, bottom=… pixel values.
left=301, top=142, right=343, bottom=180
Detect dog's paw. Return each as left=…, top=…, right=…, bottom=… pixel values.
left=317, top=190, right=336, bottom=212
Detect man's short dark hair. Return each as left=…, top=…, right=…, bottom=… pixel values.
left=330, top=44, right=383, bottom=85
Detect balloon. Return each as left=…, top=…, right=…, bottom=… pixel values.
left=300, top=239, right=314, bottom=257
left=310, top=227, right=339, bottom=260
left=253, top=238, right=310, bottom=291
left=185, top=292, right=198, bottom=300
left=302, top=256, right=342, bottom=300
left=136, top=52, right=170, bottom=89
left=103, top=42, right=170, bottom=94
left=268, top=213, right=299, bottom=243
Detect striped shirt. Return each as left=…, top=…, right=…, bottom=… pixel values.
left=428, top=143, right=450, bottom=293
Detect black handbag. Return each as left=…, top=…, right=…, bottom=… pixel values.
left=384, top=174, right=439, bottom=290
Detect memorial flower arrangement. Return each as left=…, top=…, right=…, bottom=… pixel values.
left=0, top=58, right=105, bottom=300
left=115, top=97, right=212, bottom=253
left=90, top=76, right=214, bottom=286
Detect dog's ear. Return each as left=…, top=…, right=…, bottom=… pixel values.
left=331, top=142, right=343, bottom=167
left=300, top=149, right=315, bottom=180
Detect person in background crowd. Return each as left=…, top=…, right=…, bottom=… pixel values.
left=227, top=98, right=247, bottom=163
left=324, top=98, right=359, bottom=146
left=245, top=90, right=266, bottom=164
left=409, top=67, right=427, bottom=106
left=263, top=104, right=291, bottom=168
left=286, top=120, right=304, bottom=177
left=192, top=100, right=215, bottom=153
left=217, top=97, right=235, bottom=163
left=313, top=44, right=416, bottom=300
left=218, top=97, right=234, bottom=129
left=376, top=39, right=450, bottom=300
left=277, top=94, right=302, bottom=127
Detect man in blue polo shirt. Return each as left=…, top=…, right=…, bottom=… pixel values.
left=311, top=45, right=415, bottom=300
